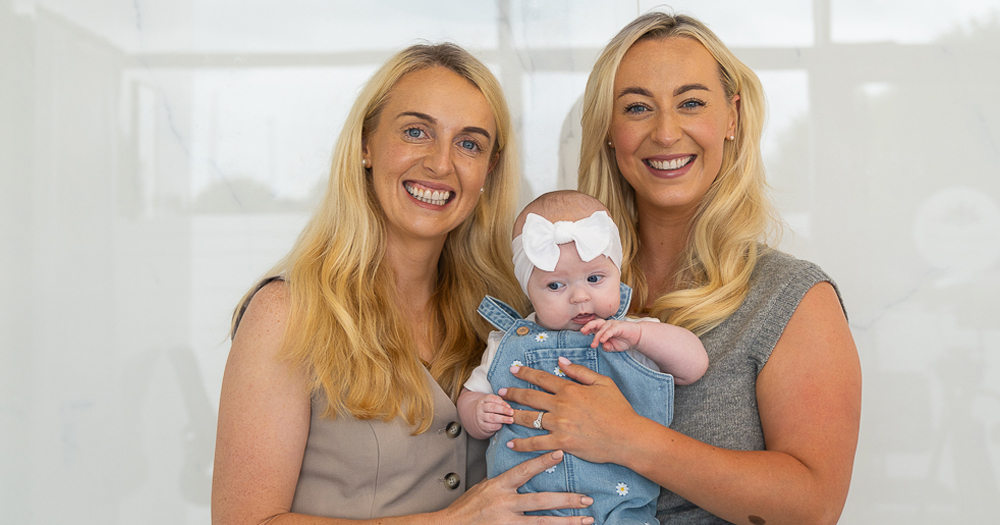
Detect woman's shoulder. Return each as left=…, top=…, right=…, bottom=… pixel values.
left=233, top=277, right=291, bottom=345
left=750, top=247, right=845, bottom=318
left=754, top=248, right=832, bottom=287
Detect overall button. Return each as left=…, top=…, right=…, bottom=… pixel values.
left=444, top=472, right=461, bottom=490
left=516, top=326, right=530, bottom=336
left=445, top=421, right=462, bottom=438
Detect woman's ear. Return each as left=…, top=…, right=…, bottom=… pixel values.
left=728, top=94, right=741, bottom=138
left=361, top=141, right=372, bottom=169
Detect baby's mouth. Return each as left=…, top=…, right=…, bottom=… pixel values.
left=572, top=313, right=596, bottom=324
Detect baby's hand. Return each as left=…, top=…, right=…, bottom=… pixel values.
left=582, top=318, right=641, bottom=352
left=476, top=394, right=514, bottom=436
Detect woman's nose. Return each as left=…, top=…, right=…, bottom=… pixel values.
left=651, top=111, right=681, bottom=147
left=423, top=141, right=454, bottom=177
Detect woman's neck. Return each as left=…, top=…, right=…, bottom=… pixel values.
left=384, top=234, right=444, bottom=364
left=634, top=202, right=693, bottom=300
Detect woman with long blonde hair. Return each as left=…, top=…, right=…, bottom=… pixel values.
left=502, top=13, right=862, bottom=525
left=212, top=43, right=596, bottom=524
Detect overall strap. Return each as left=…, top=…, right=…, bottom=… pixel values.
left=477, top=296, right=524, bottom=331
left=611, top=283, right=633, bottom=320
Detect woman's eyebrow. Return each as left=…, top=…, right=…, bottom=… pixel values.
left=615, top=84, right=712, bottom=99
left=397, top=111, right=492, bottom=141
left=674, top=83, right=711, bottom=96
left=397, top=111, right=436, bottom=123
left=616, top=86, right=653, bottom=99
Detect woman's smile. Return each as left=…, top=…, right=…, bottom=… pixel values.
left=404, top=180, right=454, bottom=206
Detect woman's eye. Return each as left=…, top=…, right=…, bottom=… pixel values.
left=680, top=99, right=706, bottom=110
left=546, top=282, right=564, bottom=291
left=405, top=127, right=425, bottom=139
left=587, top=275, right=603, bottom=284
left=624, top=103, right=649, bottom=115
left=458, top=139, right=482, bottom=152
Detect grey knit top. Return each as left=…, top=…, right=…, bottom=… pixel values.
left=656, top=249, right=845, bottom=524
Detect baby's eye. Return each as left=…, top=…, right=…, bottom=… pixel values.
left=546, top=282, right=565, bottom=291
left=587, top=274, right=604, bottom=284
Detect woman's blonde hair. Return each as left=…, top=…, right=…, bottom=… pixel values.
left=578, top=12, right=779, bottom=335
left=233, top=43, right=523, bottom=434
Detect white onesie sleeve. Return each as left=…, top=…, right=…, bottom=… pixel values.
left=462, top=330, right=504, bottom=394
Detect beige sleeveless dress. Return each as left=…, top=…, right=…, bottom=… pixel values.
left=289, top=368, right=488, bottom=519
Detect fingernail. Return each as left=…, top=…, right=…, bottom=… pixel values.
left=582, top=517, right=595, bottom=524
left=506, top=441, right=514, bottom=449
left=558, top=356, right=570, bottom=365
left=582, top=496, right=594, bottom=506
left=550, top=450, right=563, bottom=460
left=498, top=388, right=507, bottom=396
left=510, top=365, right=520, bottom=374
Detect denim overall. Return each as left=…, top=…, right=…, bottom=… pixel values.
left=477, top=283, right=673, bottom=525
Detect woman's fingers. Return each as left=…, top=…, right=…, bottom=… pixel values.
left=552, top=357, right=605, bottom=386
left=495, top=451, right=594, bottom=510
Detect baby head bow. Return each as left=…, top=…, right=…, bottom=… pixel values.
left=512, top=210, right=623, bottom=295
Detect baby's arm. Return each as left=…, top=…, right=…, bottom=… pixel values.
left=457, top=387, right=515, bottom=440
left=582, top=318, right=708, bottom=385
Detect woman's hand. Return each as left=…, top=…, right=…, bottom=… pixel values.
left=440, top=450, right=595, bottom=524
left=498, top=358, right=642, bottom=465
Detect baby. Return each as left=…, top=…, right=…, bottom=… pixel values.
left=458, top=190, right=708, bottom=525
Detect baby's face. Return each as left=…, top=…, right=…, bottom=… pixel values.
left=526, top=242, right=621, bottom=331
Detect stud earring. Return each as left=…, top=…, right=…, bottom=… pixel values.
left=607, top=140, right=613, bottom=148
left=480, top=187, right=484, bottom=193
left=362, top=158, right=369, bottom=167
left=728, top=135, right=735, bottom=141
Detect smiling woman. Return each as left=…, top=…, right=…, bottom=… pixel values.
left=500, top=12, right=862, bottom=525
left=211, top=43, right=597, bottom=524
left=363, top=66, right=496, bottom=257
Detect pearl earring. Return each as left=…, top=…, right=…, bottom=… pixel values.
left=607, top=140, right=613, bottom=147
left=362, top=158, right=369, bottom=167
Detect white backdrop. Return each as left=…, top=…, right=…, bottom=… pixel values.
left=2, top=1, right=999, bottom=523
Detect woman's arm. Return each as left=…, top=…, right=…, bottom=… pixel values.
left=212, top=281, right=597, bottom=525
left=502, top=282, right=861, bottom=525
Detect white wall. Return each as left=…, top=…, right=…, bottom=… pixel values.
left=2, top=0, right=999, bottom=523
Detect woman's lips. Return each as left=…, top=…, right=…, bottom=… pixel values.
left=644, top=155, right=695, bottom=178
left=404, top=181, right=453, bottom=206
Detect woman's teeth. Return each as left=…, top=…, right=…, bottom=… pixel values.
left=647, top=156, right=694, bottom=170
left=405, top=183, right=451, bottom=205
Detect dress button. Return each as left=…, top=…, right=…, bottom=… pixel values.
left=446, top=421, right=462, bottom=438
left=444, top=472, right=461, bottom=490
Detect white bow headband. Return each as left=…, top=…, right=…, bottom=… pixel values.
left=511, top=210, right=624, bottom=295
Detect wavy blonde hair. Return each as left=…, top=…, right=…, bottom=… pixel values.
left=233, top=43, right=523, bottom=434
left=578, top=12, right=779, bottom=335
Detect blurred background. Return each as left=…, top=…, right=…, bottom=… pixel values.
left=2, top=0, right=999, bottom=523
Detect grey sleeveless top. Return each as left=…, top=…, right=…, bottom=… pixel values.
left=290, top=368, right=488, bottom=519
left=657, top=249, right=845, bottom=524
